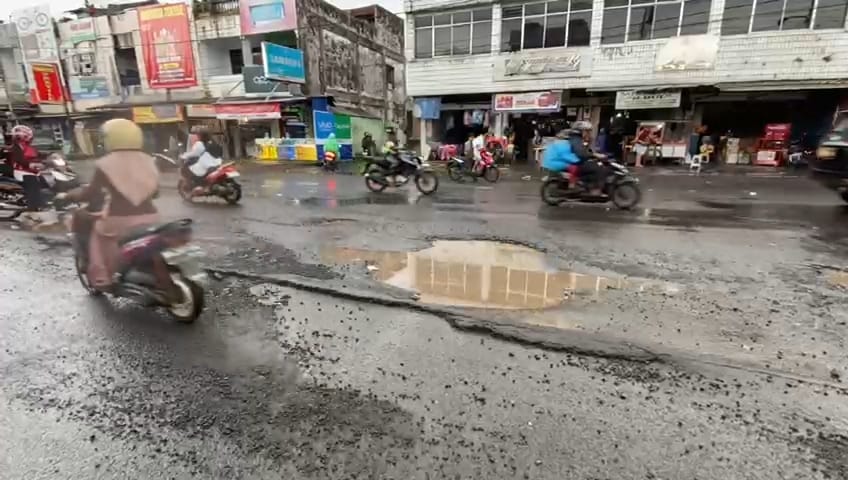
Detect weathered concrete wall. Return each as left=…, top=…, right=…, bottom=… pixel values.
left=297, top=0, right=406, bottom=129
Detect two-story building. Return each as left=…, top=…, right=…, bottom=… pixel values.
left=42, top=0, right=405, bottom=159
left=405, top=0, right=848, bottom=165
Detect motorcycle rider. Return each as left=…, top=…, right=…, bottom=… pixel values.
left=542, top=130, right=580, bottom=188
left=569, top=121, right=605, bottom=197
left=181, top=127, right=223, bottom=193
left=7, top=125, right=44, bottom=210
left=57, top=118, right=182, bottom=303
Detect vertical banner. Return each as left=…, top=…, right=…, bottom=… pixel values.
left=240, top=0, right=297, bottom=35
left=313, top=111, right=335, bottom=144
left=31, top=63, right=64, bottom=104
left=138, top=4, right=198, bottom=89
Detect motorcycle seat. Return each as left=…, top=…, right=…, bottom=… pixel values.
left=119, top=218, right=193, bottom=245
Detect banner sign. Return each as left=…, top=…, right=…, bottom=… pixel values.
left=240, top=0, right=297, bottom=35
left=186, top=104, right=218, bottom=118
left=31, top=63, right=64, bottom=104
left=334, top=114, right=352, bottom=141
left=615, top=90, right=682, bottom=110
left=70, top=76, right=110, bottom=99
left=313, top=110, right=335, bottom=144
left=493, top=91, right=560, bottom=112
left=261, top=42, right=305, bottom=84
left=132, top=104, right=184, bottom=124
left=12, top=5, right=58, bottom=62
left=69, top=18, right=97, bottom=44
left=214, top=103, right=281, bottom=120
left=138, top=4, right=198, bottom=89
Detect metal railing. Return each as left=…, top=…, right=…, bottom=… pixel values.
left=193, top=0, right=240, bottom=16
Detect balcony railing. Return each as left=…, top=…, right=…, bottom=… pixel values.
left=193, top=0, right=240, bottom=16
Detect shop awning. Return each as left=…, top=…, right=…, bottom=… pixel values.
left=716, top=80, right=848, bottom=92
left=586, top=84, right=706, bottom=92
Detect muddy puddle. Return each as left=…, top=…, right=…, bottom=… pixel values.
left=322, top=240, right=679, bottom=310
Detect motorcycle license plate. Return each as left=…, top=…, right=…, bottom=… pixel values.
left=226, top=172, right=240, bottom=178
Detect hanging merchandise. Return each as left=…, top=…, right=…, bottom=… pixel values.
left=471, top=109, right=485, bottom=126
left=463, top=111, right=472, bottom=126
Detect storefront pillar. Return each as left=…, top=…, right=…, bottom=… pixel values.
left=589, top=106, right=602, bottom=135
left=271, top=119, right=281, bottom=138
left=419, top=118, right=430, bottom=158
left=494, top=112, right=505, bottom=137
left=231, top=122, right=243, bottom=159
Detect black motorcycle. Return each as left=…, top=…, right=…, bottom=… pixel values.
left=363, top=150, right=439, bottom=195
left=540, top=160, right=641, bottom=210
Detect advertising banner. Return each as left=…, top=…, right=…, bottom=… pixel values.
left=615, top=90, right=681, bottom=110
left=138, top=4, right=198, bottom=89
left=334, top=114, right=352, bottom=141
left=12, top=5, right=58, bottom=62
left=313, top=110, right=335, bottom=143
left=70, top=76, right=110, bottom=99
left=214, top=103, right=281, bottom=120
left=493, top=91, right=561, bottom=112
left=261, top=42, right=305, bottom=84
left=240, top=0, right=297, bottom=35
left=243, top=65, right=277, bottom=95
left=132, top=104, right=184, bottom=124
left=69, top=18, right=97, bottom=44
left=31, top=63, right=64, bottom=104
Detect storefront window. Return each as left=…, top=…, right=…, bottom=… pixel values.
left=602, top=0, right=711, bottom=44
left=722, top=0, right=839, bottom=35
left=413, top=8, right=493, bottom=58
left=501, top=0, right=593, bottom=52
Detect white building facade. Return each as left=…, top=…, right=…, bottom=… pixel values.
left=405, top=0, right=848, bottom=163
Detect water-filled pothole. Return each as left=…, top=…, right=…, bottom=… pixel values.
left=323, top=240, right=678, bottom=310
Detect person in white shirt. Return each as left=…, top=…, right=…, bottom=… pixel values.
left=181, top=128, right=222, bottom=188
left=471, top=131, right=486, bottom=162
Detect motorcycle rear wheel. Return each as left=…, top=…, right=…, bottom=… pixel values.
left=483, top=166, right=501, bottom=183
left=365, top=165, right=388, bottom=193
left=541, top=178, right=567, bottom=206
left=447, top=162, right=464, bottom=182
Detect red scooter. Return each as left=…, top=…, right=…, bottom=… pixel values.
left=177, top=162, right=242, bottom=205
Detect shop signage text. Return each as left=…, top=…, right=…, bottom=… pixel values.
left=215, top=103, right=282, bottom=120
left=261, top=42, right=305, bottom=84
left=313, top=110, right=335, bottom=142
left=504, top=54, right=581, bottom=76
left=493, top=91, right=561, bottom=112
left=186, top=104, right=217, bottom=118
left=13, top=5, right=58, bottom=62
left=70, top=75, right=110, bottom=99
left=655, top=35, right=718, bottom=72
left=615, top=90, right=681, bottom=110
left=69, top=18, right=96, bottom=44
left=243, top=65, right=277, bottom=95
left=138, top=4, right=198, bottom=89
left=31, top=63, right=64, bottom=104
left=133, top=104, right=184, bottom=124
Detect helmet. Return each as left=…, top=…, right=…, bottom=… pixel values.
left=572, top=121, right=592, bottom=131
left=11, top=125, right=33, bottom=143
left=101, top=118, right=143, bottom=152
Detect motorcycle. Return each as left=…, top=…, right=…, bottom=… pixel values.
left=447, top=149, right=500, bottom=183
left=0, top=153, right=79, bottom=210
left=540, top=159, right=641, bottom=210
left=364, top=150, right=439, bottom=195
left=66, top=206, right=206, bottom=323
left=322, top=151, right=338, bottom=172
left=176, top=162, right=242, bottom=205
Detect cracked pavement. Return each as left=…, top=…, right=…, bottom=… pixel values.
left=2, top=166, right=848, bottom=479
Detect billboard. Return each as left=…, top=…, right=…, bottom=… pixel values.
left=240, top=0, right=297, bottom=35
left=132, top=105, right=184, bottom=124
left=70, top=76, right=110, bottom=100
left=12, top=5, right=58, bottom=62
left=261, top=42, right=305, bottom=84
left=31, top=63, right=64, bottom=104
left=138, top=4, right=198, bottom=89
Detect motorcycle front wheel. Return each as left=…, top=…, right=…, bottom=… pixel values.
left=167, top=272, right=205, bottom=323
left=74, top=251, right=102, bottom=296
left=415, top=170, right=439, bottom=195
left=447, top=162, right=464, bottom=182
left=541, top=178, right=567, bottom=206
left=177, top=178, right=193, bottom=202
left=611, top=181, right=641, bottom=210
left=365, top=165, right=388, bottom=193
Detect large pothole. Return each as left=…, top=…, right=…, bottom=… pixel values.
left=323, top=240, right=678, bottom=310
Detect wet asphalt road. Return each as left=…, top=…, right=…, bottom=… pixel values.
left=3, top=164, right=848, bottom=478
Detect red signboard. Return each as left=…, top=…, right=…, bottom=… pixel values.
left=214, top=103, right=281, bottom=120
left=138, top=4, right=197, bottom=89
left=31, top=63, right=64, bottom=104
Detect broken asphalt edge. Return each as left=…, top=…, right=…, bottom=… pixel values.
left=206, top=267, right=848, bottom=392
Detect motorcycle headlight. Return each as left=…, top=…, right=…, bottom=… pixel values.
left=817, top=147, right=837, bottom=160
